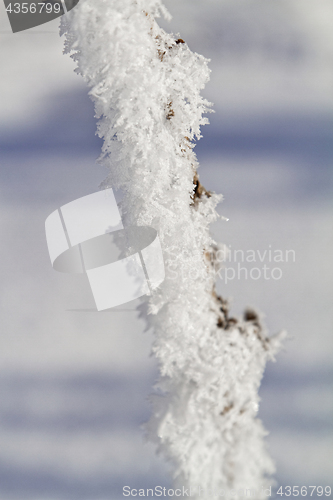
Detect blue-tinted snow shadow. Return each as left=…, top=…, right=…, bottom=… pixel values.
left=194, top=111, right=333, bottom=204
left=0, top=370, right=171, bottom=499
left=0, top=88, right=332, bottom=204
left=0, top=89, right=105, bottom=205
left=0, top=371, right=157, bottom=431
left=0, top=461, right=168, bottom=500
left=1, top=89, right=102, bottom=154
left=200, top=111, right=333, bottom=164
left=259, top=365, right=333, bottom=433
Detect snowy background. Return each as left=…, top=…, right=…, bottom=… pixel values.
left=0, top=0, right=332, bottom=499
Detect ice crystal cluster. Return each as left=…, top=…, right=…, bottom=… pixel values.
left=61, top=0, right=285, bottom=496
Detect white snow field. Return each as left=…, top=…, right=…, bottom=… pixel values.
left=0, top=0, right=332, bottom=499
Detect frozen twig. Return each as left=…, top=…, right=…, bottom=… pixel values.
left=61, top=1, right=285, bottom=496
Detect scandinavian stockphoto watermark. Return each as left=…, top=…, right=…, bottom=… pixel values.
left=165, top=244, right=296, bottom=283
left=45, top=189, right=165, bottom=311
left=123, top=485, right=273, bottom=498
left=215, top=245, right=296, bottom=283
left=3, top=0, right=80, bottom=33
left=123, top=485, right=332, bottom=498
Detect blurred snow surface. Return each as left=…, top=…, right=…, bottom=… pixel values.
left=0, top=0, right=332, bottom=498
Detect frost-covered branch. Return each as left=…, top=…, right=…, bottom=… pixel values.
left=61, top=0, right=285, bottom=496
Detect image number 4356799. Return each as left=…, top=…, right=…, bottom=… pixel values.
left=3, top=0, right=80, bottom=33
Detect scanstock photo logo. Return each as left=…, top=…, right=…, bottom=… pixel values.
left=45, top=189, right=165, bottom=311
left=3, top=0, right=80, bottom=33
